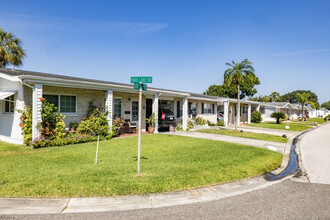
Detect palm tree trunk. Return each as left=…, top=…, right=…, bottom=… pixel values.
left=302, top=103, right=305, bottom=120
left=236, top=84, right=240, bottom=130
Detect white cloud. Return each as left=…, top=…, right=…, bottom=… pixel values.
left=0, top=13, right=167, bottom=35
left=270, top=49, right=329, bottom=57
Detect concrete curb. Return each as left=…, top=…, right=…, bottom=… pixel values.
left=0, top=175, right=290, bottom=215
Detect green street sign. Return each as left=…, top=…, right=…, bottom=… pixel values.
left=131, top=76, right=152, bottom=84
left=134, top=83, right=147, bottom=91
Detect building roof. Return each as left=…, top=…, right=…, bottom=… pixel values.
left=1, top=68, right=221, bottom=100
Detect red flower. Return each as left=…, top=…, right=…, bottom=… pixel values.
left=19, top=123, right=23, bottom=127
left=20, top=116, right=24, bottom=120
left=40, top=97, right=44, bottom=102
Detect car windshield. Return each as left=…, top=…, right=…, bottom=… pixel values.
left=160, top=109, right=174, bottom=115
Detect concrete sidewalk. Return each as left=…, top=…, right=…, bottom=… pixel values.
left=300, top=122, right=330, bottom=184
left=166, top=131, right=286, bottom=154
left=227, top=125, right=300, bottom=138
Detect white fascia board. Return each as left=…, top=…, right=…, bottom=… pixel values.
left=260, top=103, right=281, bottom=108
left=0, top=72, right=21, bottom=82
left=188, top=96, right=218, bottom=102
left=20, top=75, right=190, bottom=97
left=225, top=99, right=260, bottom=105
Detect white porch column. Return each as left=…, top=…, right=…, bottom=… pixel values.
left=223, top=101, right=229, bottom=126
left=153, top=94, right=159, bottom=133
left=12, top=84, right=25, bottom=143
left=256, top=104, right=260, bottom=112
left=248, top=104, right=252, bottom=124
left=105, top=90, right=113, bottom=132
left=32, top=83, right=42, bottom=140
left=182, top=97, right=188, bottom=131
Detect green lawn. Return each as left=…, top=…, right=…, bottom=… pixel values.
left=197, top=129, right=288, bottom=143
left=288, top=118, right=328, bottom=125
left=0, top=134, right=282, bottom=198
left=246, top=122, right=313, bottom=131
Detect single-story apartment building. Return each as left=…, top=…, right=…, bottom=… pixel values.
left=0, top=68, right=322, bottom=144
left=1, top=68, right=225, bottom=144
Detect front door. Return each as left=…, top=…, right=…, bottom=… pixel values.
left=131, top=101, right=139, bottom=122
left=146, top=99, right=153, bottom=129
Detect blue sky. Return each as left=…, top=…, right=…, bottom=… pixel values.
left=1, top=0, right=329, bottom=103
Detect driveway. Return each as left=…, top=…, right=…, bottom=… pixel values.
left=300, top=122, right=330, bottom=184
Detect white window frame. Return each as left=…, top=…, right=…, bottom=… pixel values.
left=113, top=97, right=123, bottom=119
left=43, top=94, right=78, bottom=115
left=243, top=106, right=248, bottom=115
left=131, top=99, right=139, bottom=123
left=3, top=94, right=15, bottom=114
left=203, top=103, right=212, bottom=114
left=191, top=103, right=197, bottom=117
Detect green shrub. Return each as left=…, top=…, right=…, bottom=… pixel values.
left=31, top=133, right=101, bottom=148
left=216, top=120, right=225, bottom=126
left=18, top=106, right=32, bottom=146
left=175, top=123, right=183, bottom=131
left=194, top=117, right=207, bottom=125
left=251, top=111, right=262, bottom=123
left=271, top=112, right=286, bottom=124
left=69, top=122, right=79, bottom=131
left=77, top=108, right=109, bottom=136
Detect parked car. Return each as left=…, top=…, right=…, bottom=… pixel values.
left=158, top=108, right=176, bottom=130
left=217, top=111, right=224, bottom=121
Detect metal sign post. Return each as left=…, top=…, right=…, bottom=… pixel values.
left=137, top=84, right=142, bottom=174
left=131, top=76, right=152, bottom=174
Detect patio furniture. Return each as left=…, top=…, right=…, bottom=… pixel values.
left=125, top=122, right=137, bottom=134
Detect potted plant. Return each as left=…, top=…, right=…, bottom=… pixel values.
left=146, top=113, right=156, bottom=133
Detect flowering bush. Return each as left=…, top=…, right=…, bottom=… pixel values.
left=77, top=108, right=109, bottom=136
left=18, top=106, right=33, bottom=145
left=40, top=98, right=65, bottom=139
left=251, top=111, right=262, bottom=123
left=30, top=133, right=102, bottom=148
left=30, top=136, right=49, bottom=148
left=187, top=120, right=194, bottom=130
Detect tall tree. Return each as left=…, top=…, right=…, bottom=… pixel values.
left=0, top=27, right=26, bottom=68
left=321, top=101, right=330, bottom=110
left=281, top=90, right=318, bottom=104
left=223, top=59, right=259, bottom=129
left=248, top=95, right=272, bottom=102
left=204, top=79, right=260, bottom=99
left=297, top=92, right=314, bottom=119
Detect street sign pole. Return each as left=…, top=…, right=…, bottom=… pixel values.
left=131, top=76, right=152, bottom=174
left=137, top=83, right=142, bottom=174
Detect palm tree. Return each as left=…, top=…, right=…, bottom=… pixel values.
left=224, top=59, right=258, bottom=129
left=0, top=27, right=26, bottom=68
left=270, top=91, right=281, bottom=102
left=297, top=92, right=314, bottom=119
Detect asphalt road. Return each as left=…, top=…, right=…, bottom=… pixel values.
left=2, top=179, right=329, bottom=220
